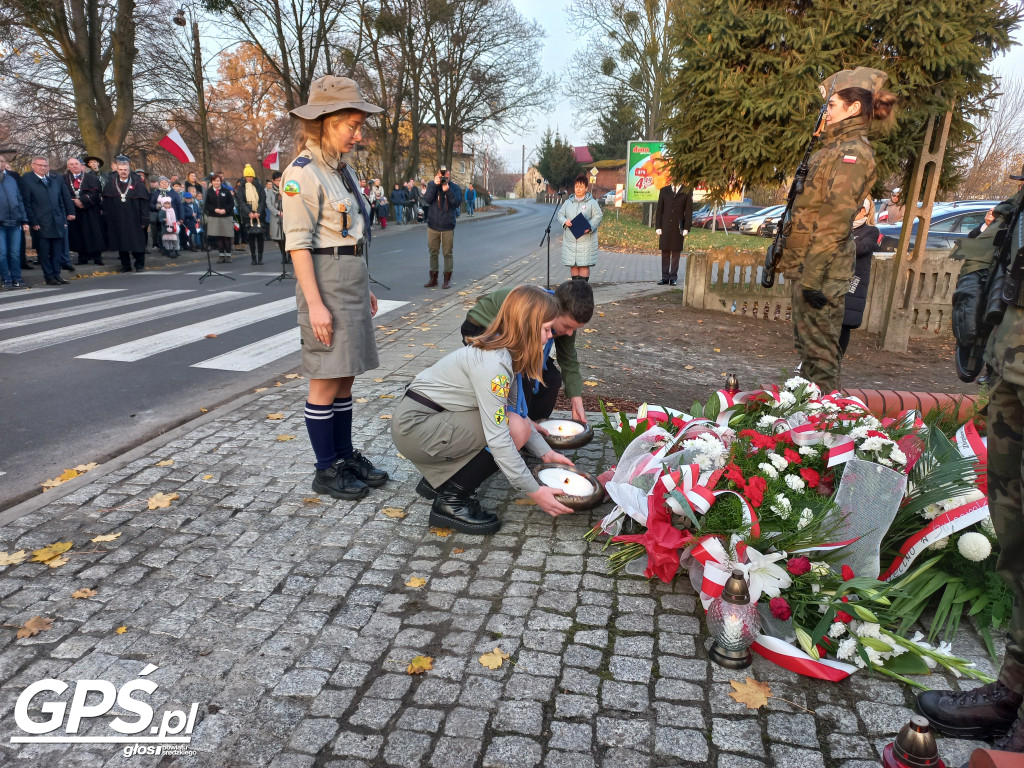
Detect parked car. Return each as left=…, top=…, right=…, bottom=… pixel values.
left=693, top=204, right=765, bottom=230
left=601, top=190, right=616, bottom=206
left=877, top=203, right=996, bottom=251
left=737, top=205, right=786, bottom=235
left=876, top=198, right=1001, bottom=224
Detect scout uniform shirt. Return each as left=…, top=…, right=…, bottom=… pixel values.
left=408, top=346, right=551, bottom=493
left=781, top=113, right=877, bottom=291
left=280, top=143, right=367, bottom=253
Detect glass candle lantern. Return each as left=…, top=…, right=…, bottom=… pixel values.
left=707, top=569, right=761, bottom=669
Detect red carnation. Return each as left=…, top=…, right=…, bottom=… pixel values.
left=867, top=430, right=889, bottom=439
left=783, top=448, right=802, bottom=465
left=815, top=644, right=828, bottom=658
left=724, top=463, right=746, bottom=487
left=745, top=476, right=767, bottom=508
left=739, top=429, right=777, bottom=451
left=787, top=556, right=811, bottom=576
left=841, top=565, right=855, bottom=581
left=799, top=468, right=820, bottom=488
left=769, top=597, right=792, bottom=621
left=835, top=610, right=853, bottom=623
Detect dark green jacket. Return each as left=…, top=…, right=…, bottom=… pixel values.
left=467, top=287, right=583, bottom=398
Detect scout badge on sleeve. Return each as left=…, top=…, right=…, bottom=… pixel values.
left=490, top=374, right=510, bottom=398
left=494, top=406, right=508, bottom=425
left=283, top=180, right=300, bottom=196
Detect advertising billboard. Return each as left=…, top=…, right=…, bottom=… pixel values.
left=626, top=141, right=671, bottom=203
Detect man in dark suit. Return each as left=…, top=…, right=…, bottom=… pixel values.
left=64, top=157, right=105, bottom=265
left=0, top=149, right=34, bottom=271
left=654, top=181, right=693, bottom=286
left=22, top=156, right=71, bottom=285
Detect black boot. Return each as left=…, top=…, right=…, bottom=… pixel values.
left=336, top=450, right=389, bottom=488
left=430, top=481, right=500, bottom=535
left=916, top=680, right=1023, bottom=739
left=416, top=476, right=438, bottom=499
left=311, top=465, right=369, bottom=501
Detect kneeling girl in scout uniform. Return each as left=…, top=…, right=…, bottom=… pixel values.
left=392, top=285, right=576, bottom=534
left=281, top=76, right=390, bottom=501
left=781, top=67, right=896, bottom=394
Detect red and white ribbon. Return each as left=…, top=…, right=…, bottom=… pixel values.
left=751, top=635, right=857, bottom=682
left=955, top=420, right=988, bottom=494
left=879, top=496, right=990, bottom=581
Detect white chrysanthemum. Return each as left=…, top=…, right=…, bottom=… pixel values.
left=784, top=376, right=810, bottom=391
left=773, top=493, right=791, bottom=510
left=807, top=383, right=822, bottom=399
left=822, top=401, right=840, bottom=413
left=928, top=537, right=949, bottom=551
left=861, top=415, right=882, bottom=429
left=806, top=402, right=824, bottom=413
left=957, top=532, right=992, bottom=562
left=854, top=622, right=881, bottom=640
left=878, top=457, right=894, bottom=467
left=859, top=436, right=891, bottom=452
left=798, top=446, right=817, bottom=457
left=828, top=622, right=847, bottom=639
left=784, top=474, right=806, bottom=492
left=769, top=453, right=789, bottom=471
left=758, top=462, right=779, bottom=479
left=922, top=503, right=944, bottom=521
left=757, top=414, right=777, bottom=430
left=798, top=508, right=814, bottom=529
left=848, top=426, right=871, bottom=441
left=836, top=638, right=858, bottom=660
left=854, top=647, right=884, bottom=669
left=980, top=515, right=996, bottom=537
left=941, top=489, right=986, bottom=511
left=889, top=446, right=907, bottom=465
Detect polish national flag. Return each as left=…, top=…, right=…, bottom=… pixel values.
left=158, top=128, right=196, bottom=164
left=262, top=143, right=281, bottom=170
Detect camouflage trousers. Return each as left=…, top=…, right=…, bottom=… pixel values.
left=791, top=278, right=846, bottom=394
left=989, top=378, right=1024, bottom=701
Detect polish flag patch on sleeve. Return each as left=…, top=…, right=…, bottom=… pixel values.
left=842, top=155, right=858, bottom=164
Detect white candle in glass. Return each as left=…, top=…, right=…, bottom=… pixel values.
left=538, top=467, right=594, bottom=496
left=540, top=419, right=585, bottom=436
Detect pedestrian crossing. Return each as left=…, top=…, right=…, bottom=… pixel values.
left=0, top=287, right=408, bottom=371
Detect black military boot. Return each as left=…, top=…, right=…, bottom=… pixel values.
left=916, top=680, right=1023, bottom=739
left=311, top=465, right=369, bottom=501
left=337, top=450, right=389, bottom=488
left=430, top=481, right=500, bottom=535
left=416, top=477, right=438, bottom=500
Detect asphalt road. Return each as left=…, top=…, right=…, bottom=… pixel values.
left=0, top=200, right=557, bottom=511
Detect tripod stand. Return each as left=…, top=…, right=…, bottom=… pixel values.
left=539, top=190, right=567, bottom=289
left=364, top=242, right=389, bottom=290
left=266, top=242, right=294, bottom=286
left=198, top=231, right=234, bottom=283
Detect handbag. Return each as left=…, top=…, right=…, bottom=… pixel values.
left=247, top=221, right=264, bottom=236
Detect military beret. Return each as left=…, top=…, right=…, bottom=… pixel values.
left=819, top=67, right=888, bottom=97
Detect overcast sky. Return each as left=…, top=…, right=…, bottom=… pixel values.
left=493, top=2, right=1024, bottom=169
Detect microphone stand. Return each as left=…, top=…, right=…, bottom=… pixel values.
left=539, top=189, right=567, bottom=289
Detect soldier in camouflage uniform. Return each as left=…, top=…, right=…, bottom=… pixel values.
left=917, top=175, right=1024, bottom=761
left=781, top=67, right=895, bottom=394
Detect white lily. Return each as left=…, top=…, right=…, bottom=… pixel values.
left=736, top=546, right=792, bottom=602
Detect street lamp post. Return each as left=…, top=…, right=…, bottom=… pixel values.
left=174, top=5, right=211, bottom=176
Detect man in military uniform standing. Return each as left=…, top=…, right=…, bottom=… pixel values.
left=917, top=168, right=1024, bottom=762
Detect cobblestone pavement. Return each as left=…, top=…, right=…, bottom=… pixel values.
left=0, top=251, right=1000, bottom=767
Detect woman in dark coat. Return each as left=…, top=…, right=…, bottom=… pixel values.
left=654, top=182, right=693, bottom=285
left=839, top=197, right=881, bottom=356
left=204, top=174, right=236, bottom=262
left=102, top=156, right=150, bottom=272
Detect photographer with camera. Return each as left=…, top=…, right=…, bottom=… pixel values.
left=422, top=164, right=462, bottom=289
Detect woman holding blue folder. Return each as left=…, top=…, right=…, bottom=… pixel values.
left=557, top=174, right=602, bottom=281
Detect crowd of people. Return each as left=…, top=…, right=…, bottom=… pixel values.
left=0, top=144, right=480, bottom=289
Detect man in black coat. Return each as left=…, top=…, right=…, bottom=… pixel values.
left=654, top=182, right=693, bottom=286
left=22, top=156, right=71, bottom=285
left=0, top=149, right=34, bottom=272
left=103, top=156, right=150, bottom=272
left=64, top=157, right=105, bottom=265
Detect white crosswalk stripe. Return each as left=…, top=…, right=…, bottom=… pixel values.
left=0, top=290, right=192, bottom=331
left=78, top=297, right=296, bottom=362
left=191, top=299, right=409, bottom=371
left=0, top=291, right=256, bottom=354
left=0, top=288, right=121, bottom=312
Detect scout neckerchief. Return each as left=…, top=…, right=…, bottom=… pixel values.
left=512, top=373, right=530, bottom=418
left=337, top=163, right=371, bottom=245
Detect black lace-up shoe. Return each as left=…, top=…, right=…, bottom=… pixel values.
left=311, top=466, right=369, bottom=501
left=416, top=477, right=438, bottom=500
left=336, top=450, right=389, bottom=488
left=916, top=680, right=1023, bottom=739
left=430, top=482, right=500, bottom=535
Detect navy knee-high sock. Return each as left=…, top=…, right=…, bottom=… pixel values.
left=305, top=401, right=336, bottom=469
left=333, top=396, right=354, bottom=460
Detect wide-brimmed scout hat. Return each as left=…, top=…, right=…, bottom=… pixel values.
left=288, top=76, right=383, bottom=120
left=819, top=67, right=888, bottom=98
left=84, top=156, right=105, bottom=168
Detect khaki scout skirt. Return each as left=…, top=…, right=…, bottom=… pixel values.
left=297, top=253, right=379, bottom=378
left=392, top=395, right=488, bottom=488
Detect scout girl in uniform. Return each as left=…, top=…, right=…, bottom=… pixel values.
left=281, top=76, right=390, bottom=501
left=392, top=285, right=577, bottom=535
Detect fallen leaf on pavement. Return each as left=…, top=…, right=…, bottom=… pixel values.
left=429, top=527, right=454, bottom=538
left=31, top=541, right=73, bottom=563
left=115, top=625, right=128, bottom=634
left=598, top=311, right=605, bottom=317
left=155, top=459, right=174, bottom=467
left=205, top=333, right=217, bottom=339
left=403, top=354, right=414, bottom=358
left=200, top=407, right=208, bottom=413
left=302, top=497, right=322, bottom=505
left=714, top=348, right=721, bottom=353
left=684, top=365, right=694, bottom=370
left=41, top=468, right=80, bottom=491
left=374, top=378, right=384, bottom=383
left=513, top=498, right=536, bottom=506
left=380, top=394, right=395, bottom=399
left=0, top=550, right=28, bottom=566
left=355, top=398, right=369, bottom=403
left=380, top=414, right=392, bottom=420
left=72, top=588, right=97, bottom=599
left=407, top=655, right=433, bottom=674
left=478, top=647, right=510, bottom=670
left=285, top=373, right=302, bottom=379
left=203, top=474, right=214, bottom=481
left=147, top=492, right=179, bottom=510
left=452, top=548, right=465, bottom=554
left=583, top=381, right=599, bottom=388
left=583, top=328, right=597, bottom=333
left=47, top=556, right=70, bottom=568
left=254, top=387, right=268, bottom=393
left=405, top=576, right=427, bottom=588
left=381, top=507, right=406, bottom=519
left=73, top=463, right=99, bottom=472
left=728, top=677, right=772, bottom=709
left=276, top=434, right=296, bottom=441
left=266, top=413, right=285, bottom=420
left=91, top=532, right=121, bottom=543
left=17, top=616, right=53, bottom=639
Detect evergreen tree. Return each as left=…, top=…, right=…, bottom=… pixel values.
left=664, top=0, right=1021, bottom=199
left=589, top=89, right=643, bottom=161
left=536, top=129, right=583, bottom=191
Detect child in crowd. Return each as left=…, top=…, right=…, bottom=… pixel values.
left=158, top=197, right=179, bottom=258
left=181, top=192, right=200, bottom=251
